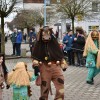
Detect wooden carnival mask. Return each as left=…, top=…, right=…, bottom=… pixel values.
left=91, top=31, right=99, bottom=40
left=37, top=26, right=53, bottom=42
left=42, top=26, right=51, bottom=42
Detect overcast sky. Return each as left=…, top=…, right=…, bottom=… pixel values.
left=4, top=0, right=23, bottom=22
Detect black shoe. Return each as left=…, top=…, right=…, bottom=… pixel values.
left=75, top=64, right=80, bottom=67
left=71, top=63, right=75, bottom=66
left=80, top=64, right=84, bottom=67
left=92, top=78, right=94, bottom=82
left=86, top=81, right=94, bottom=85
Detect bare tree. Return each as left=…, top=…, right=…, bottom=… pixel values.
left=8, top=9, right=44, bottom=30
left=56, top=0, right=92, bottom=33
left=0, top=0, right=18, bottom=54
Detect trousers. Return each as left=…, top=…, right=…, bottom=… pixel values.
left=0, top=89, right=2, bottom=100
left=39, top=64, right=64, bottom=100
left=86, top=67, right=100, bottom=82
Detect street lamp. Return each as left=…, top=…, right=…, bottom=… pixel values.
left=0, top=0, right=1, bottom=9
left=44, top=0, right=46, bottom=26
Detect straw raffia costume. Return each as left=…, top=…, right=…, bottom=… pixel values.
left=32, top=26, right=68, bottom=100
left=7, top=62, right=37, bottom=100
left=83, top=30, right=100, bottom=84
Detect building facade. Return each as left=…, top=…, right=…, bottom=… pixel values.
left=22, top=0, right=100, bottom=37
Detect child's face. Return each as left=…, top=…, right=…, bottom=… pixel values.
left=0, top=56, right=3, bottom=65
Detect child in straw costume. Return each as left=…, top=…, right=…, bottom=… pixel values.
left=7, top=62, right=37, bottom=100
left=83, top=30, right=100, bottom=85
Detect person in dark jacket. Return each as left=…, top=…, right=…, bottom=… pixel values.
left=63, top=30, right=75, bottom=65
left=16, top=30, right=22, bottom=56
left=28, top=29, right=36, bottom=56
left=74, top=28, right=85, bottom=66
left=10, top=29, right=17, bottom=55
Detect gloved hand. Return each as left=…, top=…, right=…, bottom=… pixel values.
left=32, top=60, right=39, bottom=66
left=62, top=68, right=67, bottom=71
left=33, top=66, right=40, bottom=76
left=61, top=59, right=68, bottom=71
left=6, top=85, right=10, bottom=89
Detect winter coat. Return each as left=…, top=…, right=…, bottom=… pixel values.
left=10, top=32, right=17, bottom=43
left=74, top=35, right=85, bottom=53
left=16, top=32, right=22, bottom=43
left=29, top=32, right=36, bottom=44
left=63, top=34, right=75, bottom=51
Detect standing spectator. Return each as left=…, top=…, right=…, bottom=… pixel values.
left=16, top=30, right=22, bottom=56
left=63, top=30, right=75, bottom=65
left=55, top=30, right=59, bottom=39
left=28, top=28, right=36, bottom=56
left=5, top=32, right=8, bottom=43
left=74, top=28, right=85, bottom=67
left=23, top=33, right=27, bottom=43
left=10, top=28, right=17, bottom=56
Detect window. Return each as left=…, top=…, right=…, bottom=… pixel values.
left=88, top=26, right=99, bottom=33
left=46, top=0, right=50, bottom=5
left=92, top=2, right=98, bottom=12
left=57, top=0, right=60, bottom=3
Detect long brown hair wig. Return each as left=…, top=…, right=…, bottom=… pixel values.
left=32, top=28, right=64, bottom=62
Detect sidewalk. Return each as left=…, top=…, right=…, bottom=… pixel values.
left=5, top=39, right=31, bottom=57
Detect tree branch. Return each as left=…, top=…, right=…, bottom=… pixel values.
left=5, top=0, right=17, bottom=17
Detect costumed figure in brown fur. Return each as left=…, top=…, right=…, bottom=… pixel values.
left=32, top=26, right=68, bottom=100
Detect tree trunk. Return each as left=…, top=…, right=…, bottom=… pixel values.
left=72, top=17, right=75, bottom=34
left=1, top=16, right=5, bottom=54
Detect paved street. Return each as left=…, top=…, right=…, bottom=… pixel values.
left=2, top=63, right=100, bottom=100
left=2, top=39, right=100, bottom=100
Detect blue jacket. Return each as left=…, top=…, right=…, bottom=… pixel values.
left=63, top=34, right=75, bottom=51
left=29, top=32, right=36, bottom=43
left=16, top=32, right=22, bottom=43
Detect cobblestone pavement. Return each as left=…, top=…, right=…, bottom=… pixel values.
left=5, top=39, right=31, bottom=56
left=2, top=40, right=100, bottom=100
left=3, top=58, right=100, bottom=100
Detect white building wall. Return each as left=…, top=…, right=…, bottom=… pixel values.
left=75, top=19, right=100, bottom=34
left=22, top=0, right=100, bottom=37
left=23, top=3, right=44, bottom=9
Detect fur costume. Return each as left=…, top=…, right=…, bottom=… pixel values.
left=32, top=26, right=68, bottom=100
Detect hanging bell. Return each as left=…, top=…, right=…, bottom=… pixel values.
left=48, top=62, right=52, bottom=66
left=56, top=61, right=60, bottom=65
